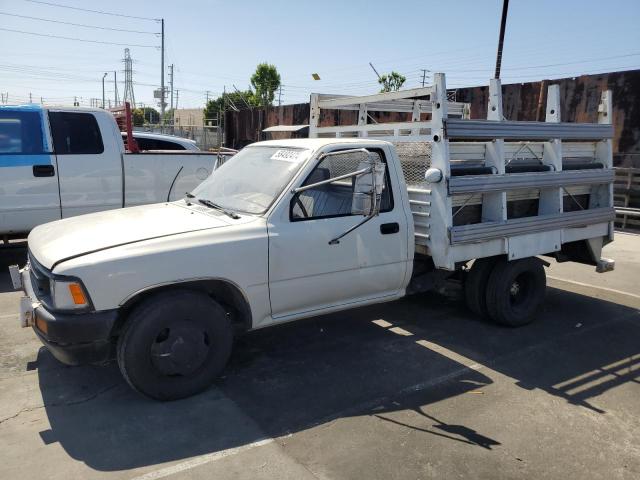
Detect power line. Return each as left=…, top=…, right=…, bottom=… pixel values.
left=21, top=0, right=159, bottom=21
left=0, top=27, right=159, bottom=47
left=0, top=12, right=159, bottom=34
left=459, top=52, right=640, bottom=73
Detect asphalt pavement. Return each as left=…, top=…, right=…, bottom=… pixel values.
left=0, top=235, right=638, bottom=480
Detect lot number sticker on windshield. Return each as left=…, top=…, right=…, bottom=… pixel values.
left=270, top=149, right=305, bottom=163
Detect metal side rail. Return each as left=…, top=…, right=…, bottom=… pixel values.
left=444, top=119, right=614, bottom=141
left=449, top=207, right=615, bottom=245
left=448, top=169, right=614, bottom=195
left=615, top=207, right=640, bottom=218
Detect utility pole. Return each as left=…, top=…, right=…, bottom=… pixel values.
left=494, top=0, right=509, bottom=79
left=169, top=64, right=174, bottom=112
left=205, top=90, right=211, bottom=103
left=29, top=92, right=32, bottom=103
left=420, top=69, right=429, bottom=87
left=160, top=18, right=165, bottom=129
left=278, top=85, right=282, bottom=107
left=168, top=63, right=174, bottom=130
left=113, top=70, right=119, bottom=106
left=139, top=102, right=146, bottom=123
left=220, top=85, right=225, bottom=146
left=102, top=72, right=107, bottom=108
left=369, top=62, right=381, bottom=80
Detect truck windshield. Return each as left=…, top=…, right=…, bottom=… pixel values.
left=191, top=146, right=312, bottom=215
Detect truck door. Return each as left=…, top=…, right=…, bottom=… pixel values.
left=268, top=148, right=409, bottom=320
left=49, top=111, right=123, bottom=218
left=0, top=107, right=61, bottom=235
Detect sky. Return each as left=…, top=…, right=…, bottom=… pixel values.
left=1, top=0, right=639, bottom=109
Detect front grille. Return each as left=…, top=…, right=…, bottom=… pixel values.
left=28, top=252, right=51, bottom=299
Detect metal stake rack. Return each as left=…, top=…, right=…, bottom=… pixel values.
left=305, top=73, right=615, bottom=271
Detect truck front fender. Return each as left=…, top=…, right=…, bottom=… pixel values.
left=116, top=278, right=253, bottom=336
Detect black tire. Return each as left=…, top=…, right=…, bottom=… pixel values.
left=485, top=257, right=546, bottom=327
left=117, top=290, right=233, bottom=401
left=465, top=257, right=499, bottom=318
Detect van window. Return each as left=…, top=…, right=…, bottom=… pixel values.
left=0, top=110, right=46, bottom=154
left=49, top=112, right=104, bottom=155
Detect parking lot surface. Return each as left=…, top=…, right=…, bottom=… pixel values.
left=0, top=235, right=639, bottom=480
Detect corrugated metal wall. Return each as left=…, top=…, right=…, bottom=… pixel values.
left=224, top=69, right=640, bottom=166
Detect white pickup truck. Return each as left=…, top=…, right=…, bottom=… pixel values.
left=10, top=74, right=616, bottom=400
left=0, top=104, right=222, bottom=238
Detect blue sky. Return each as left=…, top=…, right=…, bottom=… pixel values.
left=1, top=0, right=639, bottom=108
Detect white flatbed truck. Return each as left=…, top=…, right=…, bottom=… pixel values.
left=9, top=74, right=616, bottom=400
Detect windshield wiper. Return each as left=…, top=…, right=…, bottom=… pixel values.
left=197, top=198, right=240, bottom=219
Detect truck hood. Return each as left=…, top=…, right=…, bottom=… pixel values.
left=28, top=202, right=233, bottom=269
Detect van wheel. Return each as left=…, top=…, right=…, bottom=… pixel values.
left=464, top=257, right=499, bottom=318
left=117, top=290, right=233, bottom=401
left=485, top=258, right=546, bottom=327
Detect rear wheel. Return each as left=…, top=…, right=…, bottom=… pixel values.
left=464, top=257, right=500, bottom=318
left=485, top=257, right=546, bottom=327
left=117, top=290, right=233, bottom=401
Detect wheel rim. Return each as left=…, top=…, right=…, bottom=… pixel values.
left=508, top=272, right=533, bottom=309
left=150, top=320, right=211, bottom=376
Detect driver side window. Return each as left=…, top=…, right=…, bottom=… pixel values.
left=291, top=150, right=392, bottom=221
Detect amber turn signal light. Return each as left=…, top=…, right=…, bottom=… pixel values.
left=68, top=283, right=87, bottom=305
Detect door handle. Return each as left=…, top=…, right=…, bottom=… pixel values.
left=380, top=222, right=399, bottom=235
left=32, top=165, right=55, bottom=177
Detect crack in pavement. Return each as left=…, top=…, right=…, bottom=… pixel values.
left=0, top=383, right=121, bottom=426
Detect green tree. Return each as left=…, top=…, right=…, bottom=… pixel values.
left=203, top=99, right=220, bottom=121
left=132, top=107, right=160, bottom=125
left=378, top=71, right=406, bottom=92
left=250, top=63, right=281, bottom=106
left=141, top=107, right=160, bottom=124
left=132, top=108, right=145, bottom=126
left=204, top=91, right=258, bottom=120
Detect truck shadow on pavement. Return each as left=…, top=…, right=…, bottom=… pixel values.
left=31, top=284, right=640, bottom=472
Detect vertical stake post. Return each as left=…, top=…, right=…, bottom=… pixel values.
left=483, top=78, right=507, bottom=224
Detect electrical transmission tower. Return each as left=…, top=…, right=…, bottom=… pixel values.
left=122, top=48, right=136, bottom=108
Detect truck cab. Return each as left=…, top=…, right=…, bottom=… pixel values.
left=1, top=105, right=122, bottom=233
left=1, top=104, right=222, bottom=238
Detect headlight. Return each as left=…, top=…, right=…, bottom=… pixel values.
left=50, top=278, right=91, bottom=311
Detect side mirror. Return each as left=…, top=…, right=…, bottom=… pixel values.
left=351, top=156, right=386, bottom=216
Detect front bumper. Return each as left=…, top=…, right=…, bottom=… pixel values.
left=9, top=263, right=118, bottom=365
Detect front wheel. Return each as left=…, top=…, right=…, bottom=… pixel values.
left=485, top=257, right=546, bottom=327
left=117, top=290, right=233, bottom=401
